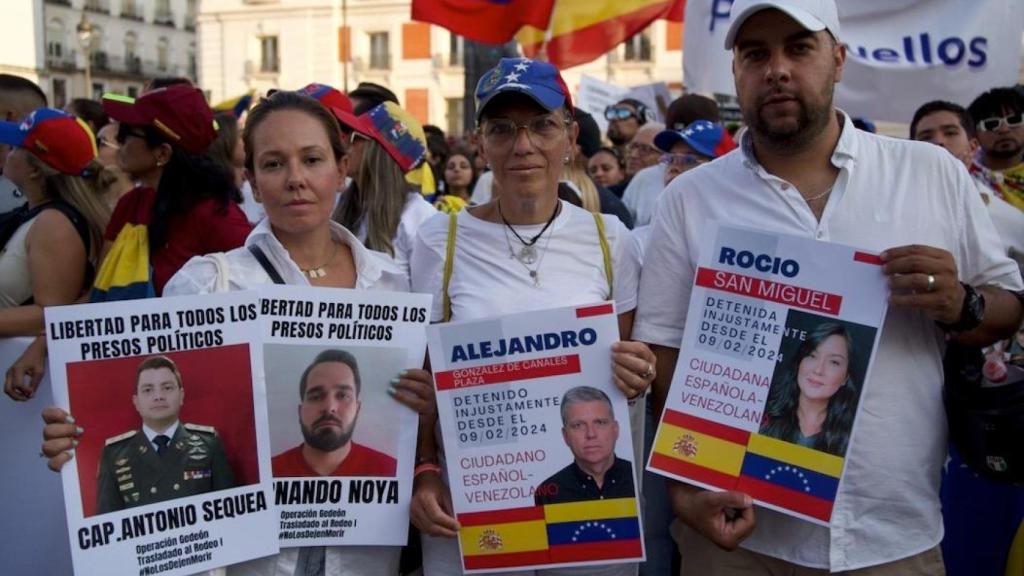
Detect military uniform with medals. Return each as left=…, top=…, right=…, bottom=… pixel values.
left=95, top=423, right=235, bottom=514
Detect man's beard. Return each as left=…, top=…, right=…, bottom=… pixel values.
left=745, top=82, right=834, bottom=152
left=301, top=414, right=357, bottom=452
left=987, top=139, right=1024, bottom=160
left=608, top=125, right=629, bottom=146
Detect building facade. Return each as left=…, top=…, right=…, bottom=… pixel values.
left=0, top=0, right=197, bottom=109
left=198, top=0, right=684, bottom=136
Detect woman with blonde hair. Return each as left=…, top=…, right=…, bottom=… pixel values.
left=333, top=101, right=436, bottom=277
left=0, top=108, right=109, bottom=335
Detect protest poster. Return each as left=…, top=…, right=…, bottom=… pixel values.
left=259, top=285, right=431, bottom=547
left=46, top=292, right=276, bottom=576
left=428, top=303, right=645, bottom=573
left=647, top=224, right=888, bottom=525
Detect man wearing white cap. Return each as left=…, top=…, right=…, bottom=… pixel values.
left=635, top=0, right=1023, bottom=574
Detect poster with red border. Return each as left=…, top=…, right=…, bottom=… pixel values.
left=647, top=223, right=889, bottom=525
left=428, top=303, right=645, bottom=573
left=46, top=292, right=277, bottom=575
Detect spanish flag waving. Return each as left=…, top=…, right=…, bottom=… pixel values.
left=516, top=0, right=684, bottom=69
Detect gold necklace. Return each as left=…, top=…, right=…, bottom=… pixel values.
left=300, top=241, right=338, bottom=279
left=804, top=184, right=834, bottom=203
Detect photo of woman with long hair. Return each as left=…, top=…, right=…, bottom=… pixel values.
left=760, top=322, right=862, bottom=457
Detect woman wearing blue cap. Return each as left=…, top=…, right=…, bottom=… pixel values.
left=410, top=57, right=656, bottom=576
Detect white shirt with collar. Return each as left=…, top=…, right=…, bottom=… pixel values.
left=974, top=176, right=1024, bottom=272
left=620, top=163, right=666, bottom=227
left=164, top=218, right=409, bottom=295
left=143, top=422, right=180, bottom=451
left=634, top=112, right=1023, bottom=571
left=163, top=219, right=407, bottom=576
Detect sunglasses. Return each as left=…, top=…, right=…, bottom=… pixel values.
left=604, top=106, right=637, bottom=122
left=115, top=124, right=149, bottom=144
left=659, top=153, right=705, bottom=167
left=976, top=112, right=1024, bottom=132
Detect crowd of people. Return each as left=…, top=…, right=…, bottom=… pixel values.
left=2, top=0, right=1024, bottom=574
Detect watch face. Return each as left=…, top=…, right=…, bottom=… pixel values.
left=960, top=285, right=986, bottom=331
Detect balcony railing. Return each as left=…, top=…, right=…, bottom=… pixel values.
left=91, top=51, right=110, bottom=71
left=154, top=11, right=175, bottom=27
left=84, top=0, right=110, bottom=14
left=45, top=0, right=72, bottom=6
left=47, top=51, right=78, bottom=71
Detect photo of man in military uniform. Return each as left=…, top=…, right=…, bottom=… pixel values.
left=95, top=355, right=235, bottom=514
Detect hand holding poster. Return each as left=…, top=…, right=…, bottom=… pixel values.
left=46, top=292, right=276, bottom=576
left=647, top=224, right=888, bottom=525
left=428, top=303, right=645, bottom=573
left=258, top=285, right=431, bottom=547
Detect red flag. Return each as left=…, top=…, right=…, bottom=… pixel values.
left=412, top=0, right=557, bottom=45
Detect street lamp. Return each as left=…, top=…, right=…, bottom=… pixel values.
left=77, top=13, right=93, bottom=98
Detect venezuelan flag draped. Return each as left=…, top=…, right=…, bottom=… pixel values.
left=89, top=190, right=156, bottom=302
left=516, top=0, right=684, bottom=69
left=411, top=0, right=556, bottom=46
left=457, top=499, right=642, bottom=570
left=212, top=90, right=255, bottom=118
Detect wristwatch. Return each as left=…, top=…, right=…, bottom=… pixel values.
left=939, top=282, right=985, bottom=333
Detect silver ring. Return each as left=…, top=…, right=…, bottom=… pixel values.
left=640, top=363, right=655, bottom=380
left=926, top=274, right=936, bottom=293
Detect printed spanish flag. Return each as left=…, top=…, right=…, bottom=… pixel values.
left=650, top=408, right=749, bottom=488
left=411, top=0, right=556, bottom=45
left=516, top=0, right=685, bottom=69
left=458, top=506, right=550, bottom=570
left=544, top=497, right=643, bottom=563
left=736, top=434, right=842, bottom=522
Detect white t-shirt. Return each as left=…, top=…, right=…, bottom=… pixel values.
left=411, top=200, right=640, bottom=323
left=0, top=215, right=36, bottom=308
left=975, top=177, right=1024, bottom=271
left=635, top=112, right=1023, bottom=571
left=164, top=219, right=407, bottom=576
left=412, top=200, right=640, bottom=576
left=469, top=170, right=494, bottom=205
left=357, top=192, right=436, bottom=278
left=620, top=164, right=666, bottom=227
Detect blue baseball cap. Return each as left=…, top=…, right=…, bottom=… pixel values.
left=654, top=120, right=737, bottom=159
left=475, top=58, right=573, bottom=121
left=0, top=107, right=97, bottom=175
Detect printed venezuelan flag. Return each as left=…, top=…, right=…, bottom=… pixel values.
left=458, top=506, right=550, bottom=570
left=544, top=497, right=643, bottom=563
left=736, top=434, right=842, bottom=522
left=650, top=408, right=749, bottom=489
left=516, top=0, right=684, bottom=69
left=411, top=0, right=556, bottom=45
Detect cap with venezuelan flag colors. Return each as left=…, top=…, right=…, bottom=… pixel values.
left=102, top=84, right=217, bottom=154
left=335, top=101, right=427, bottom=173
left=297, top=83, right=355, bottom=127
left=0, top=108, right=97, bottom=175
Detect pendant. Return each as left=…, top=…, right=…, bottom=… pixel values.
left=306, top=267, right=326, bottom=279
left=529, top=270, right=539, bottom=286
left=518, top=245, right=538, bottom=265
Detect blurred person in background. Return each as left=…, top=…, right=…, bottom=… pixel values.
left=588, top=147, right=627, bottom=191
left=64, top=98, right=109, bottom=135
left=333, top=101, right=435, bottom=278
left=0, top=74, right=47, bottom=215
left=0, top=109, right=109, bottom=343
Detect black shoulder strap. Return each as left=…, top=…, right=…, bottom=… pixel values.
left=247, top=244, right=286, bottom=284
left=47, top=200, right=91, bottom=255
left=0, top=203, right=42, bottom=251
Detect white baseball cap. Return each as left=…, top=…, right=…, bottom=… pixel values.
left=723, top=0, right=841, bottom=50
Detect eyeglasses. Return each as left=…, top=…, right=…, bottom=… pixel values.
left=479, top=114, right=571, bottom=150
left=98, top=137, right=120, bottom=150
left=977, top=112, right=1024, bottom=132
left=659, top=153, right=705, bottom=167
left=115, top=124, right=148, bottom=145
left=604, top=105, right=637, bottom=122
